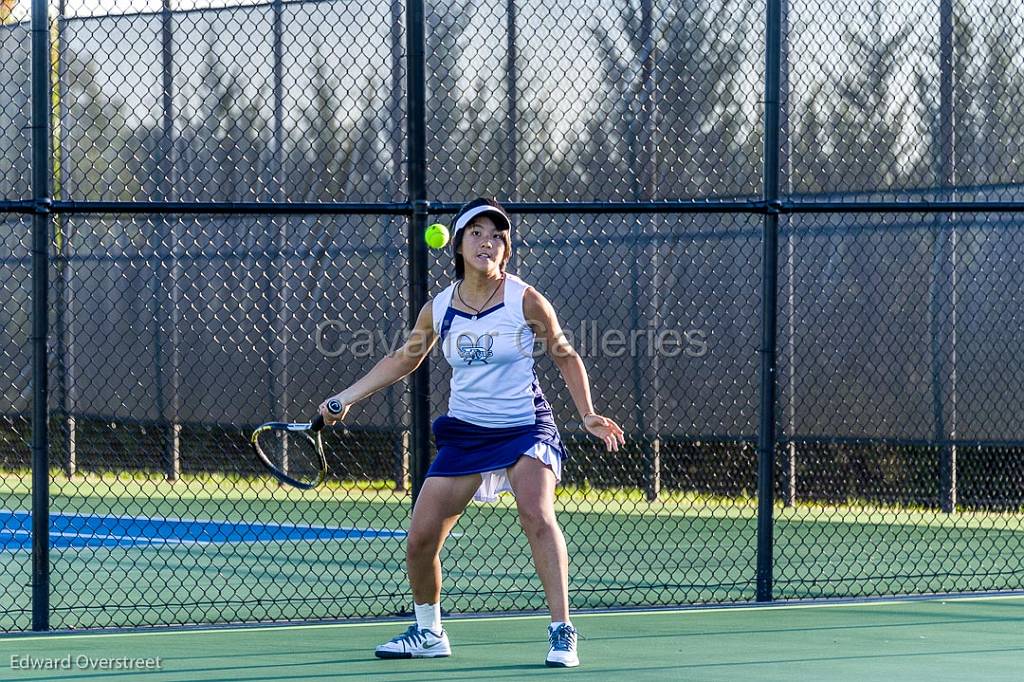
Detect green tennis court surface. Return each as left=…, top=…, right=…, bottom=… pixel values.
left=0, top=597, right=1021, bottom=681
left=2, top=473, right=1023, bottom=630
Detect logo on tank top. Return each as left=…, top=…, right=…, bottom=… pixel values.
left=456, top=332, right=495, bottom=365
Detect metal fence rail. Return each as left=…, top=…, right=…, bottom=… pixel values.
left=1, top=0, right=1023, bottom=632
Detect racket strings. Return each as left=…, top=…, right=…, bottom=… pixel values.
left=253, top=426, right=326, bottom=488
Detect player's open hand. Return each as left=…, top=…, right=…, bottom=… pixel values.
left=583, top=414, right=625, bottom=452
left=318, top=396, right=351, bottom=426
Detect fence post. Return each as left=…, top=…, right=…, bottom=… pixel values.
left=394, top=429, right=410, bottom=492
left=406, top=0, right=430, bottom=503
left=157, top=0, right=181, bottom=481
left=640, top=0, right=660, bottom=502
left=780, top=0, right=796, bottom=508
left=934, top=0, right=958, bottom=514
left=388, top=0, right=406, bottom=492
left=756, top=0, right=784, bottom=603
left=506, top=0, right=518, bottom=200
left=267, top=0, right=290, bottom=477
left=53, top=0, right=75, bottom=479
left=30, top=0, right=52, bottom=632
left=626, top=0, right=661, bottom=501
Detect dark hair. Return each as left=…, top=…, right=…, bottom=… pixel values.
left=453, top=218, right=512, bottom=279
left=451, top=198, right=513, bottom=279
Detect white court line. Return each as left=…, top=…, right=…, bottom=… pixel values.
left=0, top=529, right=264, bottom=547
left=0, top=508, right=407, bottom=535
left=1, top=529, right=217, bottom=545
left=4, top=593, right=1022, bottom=642
left=0, top=510, right=406, bottom=552
left=0, top=528, right=402, bottom=549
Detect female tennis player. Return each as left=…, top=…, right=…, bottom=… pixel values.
left=319, top=197, right=625, bottom=668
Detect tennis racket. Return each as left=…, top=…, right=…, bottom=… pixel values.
left=250, top=398, right=344, bottom=490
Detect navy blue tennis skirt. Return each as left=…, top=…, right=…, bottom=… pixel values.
left=427, top=414, right=566, bottom=478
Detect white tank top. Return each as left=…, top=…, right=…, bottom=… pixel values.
left=431, top=273, right=550, bottom=427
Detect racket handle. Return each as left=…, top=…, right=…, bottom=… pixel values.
left=311, top=399, right=344, bottom=432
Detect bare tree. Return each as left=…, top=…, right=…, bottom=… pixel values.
left=792, top=3, right=932, bottom=194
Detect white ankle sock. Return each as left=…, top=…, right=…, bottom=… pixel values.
left=550, top=620, right=572, bottom=630
left=415, top=603, right=442, bottom=633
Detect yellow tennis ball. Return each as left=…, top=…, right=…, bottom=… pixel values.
left=425, top=223, right=450, bottom=249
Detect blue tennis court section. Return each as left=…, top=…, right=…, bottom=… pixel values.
left=0, top=510, right=405, bottom=550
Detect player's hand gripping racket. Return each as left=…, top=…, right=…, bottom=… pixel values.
left=250, top=399, right=344, bottom=490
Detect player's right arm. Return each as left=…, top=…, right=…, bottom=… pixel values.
left=319, top=301, right=437, bottom=424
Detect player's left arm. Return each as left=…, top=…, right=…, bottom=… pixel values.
left=523, top=287, right=626, bottom=452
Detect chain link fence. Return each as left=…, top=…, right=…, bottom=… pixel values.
left=1, top=0, right=1023, bottom=632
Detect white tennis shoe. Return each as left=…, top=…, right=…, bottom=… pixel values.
left=545, top=623, right=580, bottom=667
left=374, top=625, right=451, bottom=659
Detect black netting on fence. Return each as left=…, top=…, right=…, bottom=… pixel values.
left=0, top=0, right=1023, bottom=633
